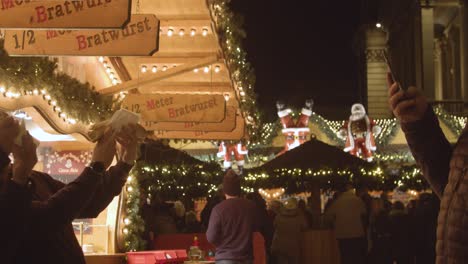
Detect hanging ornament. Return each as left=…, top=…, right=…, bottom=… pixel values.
left=216, top=141, right=249, bottom=175
left=338, top=103, right=382, bottom=162
left=276, top=99, right=313, bottom=156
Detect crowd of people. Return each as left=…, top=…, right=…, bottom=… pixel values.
left=2, top=71, right=468, bottom=264
left=138, top=167, right=439, bottom=264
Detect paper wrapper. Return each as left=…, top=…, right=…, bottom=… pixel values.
left=88, top=109, right=148, bottom=142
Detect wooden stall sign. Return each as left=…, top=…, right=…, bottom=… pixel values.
left=4, top=14, right=159, bottom=56
left=152, top=115, right=245, bottom=140
left=0, top=0, right=132, bottom=29
left=142, top=106, right=237, bottom=132
left=122, top=93, right=226, bottom=123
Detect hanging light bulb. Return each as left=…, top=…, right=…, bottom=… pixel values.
left=202, top=28, right=208, bottom=36
left=223, top=93, right=230, bottom=101
left=376, top=23, right=382, bottom=28
left=106, top=67, right=112, bottom=73
left=203, top=66, right=210, bottom=73
left=162, top=65, right=168, bottom=71
left=152, top=66, right=157, bottom=73
left=109, top=72, right=115, bottom=79
left=190, top=28, right=196, bottom=36
left=214, top=65, right=221, bottom=73
left=141, top=65, right=147, bottom=73
left=193, top=68, right=199, bottom=73
left=112, top=78, right=119, bottom=85
left=98, top=56, right=104, bottom=63
left=178, top=29, right=185, bottom=36
left=167, top=28, right=174, bottom=37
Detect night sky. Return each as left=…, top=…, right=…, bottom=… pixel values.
left=230, top=1, right=369, bottom=121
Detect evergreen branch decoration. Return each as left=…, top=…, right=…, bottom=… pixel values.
left=0, top=40, right=114, bottom=124
left=208, top=0, right=275, bottom=146
left=123, top=169, right=146, bottom=252
left=434, top=106, right=467, bottom=137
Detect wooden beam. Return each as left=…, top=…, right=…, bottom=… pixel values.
left=152, top=81, right=231, bottom=87
left=159, top=19, right=212, bottom=27
left=132, top=57, right=224, bottom=64
left=138, top=85, right=233, bottom=94
left=156, top=14, right=211, bottom=20
left=150, top=51, right=219, bottom=58
left=99, top=55, right=220, bottom=95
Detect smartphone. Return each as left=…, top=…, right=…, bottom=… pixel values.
left=383, top=51, right=406, bottom=91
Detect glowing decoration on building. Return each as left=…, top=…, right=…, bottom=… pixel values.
left=217, top=141, right=248, bottom=175
left=338, top=103, right=382, bottom=162
left=276, top=99, right=313, bottom=155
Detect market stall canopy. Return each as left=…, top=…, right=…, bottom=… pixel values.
left=256, top=139, right=375, bottom=172
left=139, top=140, right=212, bottom=166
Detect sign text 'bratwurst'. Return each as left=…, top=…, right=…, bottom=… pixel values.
left=122, top=94, right=226, bottom=123
left=142, top=106, right=237, bottom=132
left=3, top=14, right=159, bottom=56
left=0, top=0, right=132, bottom=29
left=152, top=114, right=245, bottom=140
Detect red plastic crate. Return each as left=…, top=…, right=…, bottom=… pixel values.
left=127, top=250, right=188, bottom=264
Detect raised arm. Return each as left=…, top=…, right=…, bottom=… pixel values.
left=388, top=74, right=451, bottom=197
left=77, top=124, right=139, bottom=217
left=29, top=129, right=117, bottom=230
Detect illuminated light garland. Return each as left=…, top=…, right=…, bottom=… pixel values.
left=208, top=0, right=274, bottom=146
left=434, top=106, right=468, bottom=137
left=123, top=159, right=428, bottom=251
left=0, top=41, right=114, bottom=124
left=122, top=161, right=222, bottom=252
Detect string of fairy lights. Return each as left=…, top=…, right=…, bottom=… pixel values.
left=434, top=106, right=468, bottom=136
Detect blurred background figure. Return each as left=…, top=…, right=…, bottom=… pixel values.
left=271, top=198, right=308, bottom=264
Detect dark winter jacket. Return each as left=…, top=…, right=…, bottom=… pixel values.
left=402, top=107, right=468, bottom=264
left=13, top=162, right=132, bottom=264
left=0, top=151, right=32, bottom=263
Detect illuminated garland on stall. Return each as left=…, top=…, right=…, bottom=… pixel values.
left=311, top=113, right=345, bottom=145
left=0, top=41, right=115, bottom=124
left=386, top=166, right=427, bottom=191
left=209, top=0, right=276, bottom=146
left=373, top=151, right=415, bottom=163
left=122, top=172, right=146, bottom=252
left=123, top=161, right=428, bottom=250
left=434, top=106, right=467, bottom=137
left=123, top=161, right=223, bottom=251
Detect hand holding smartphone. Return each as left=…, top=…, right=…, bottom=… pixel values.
left=383, top=51, right=406, bottom=92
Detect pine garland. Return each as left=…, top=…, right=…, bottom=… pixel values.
left=0, top=40, right=114, bottom=124
left=434, top=106, right=467, bottom=137
left=208, top=0, right=275, bottom=146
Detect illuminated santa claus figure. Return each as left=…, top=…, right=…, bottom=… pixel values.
left=276, top=99, right=313, bottom=156
left=217, top=141, right=248, bottom=174
left=338, top=103, right=381, bottom=162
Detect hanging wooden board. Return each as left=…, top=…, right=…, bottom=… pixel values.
left=0, top=0, right=132, bottom=29
left=3, top=14, right=159, bottom=56
left=122, top=93, right=226, bottom=123
left=151, top=115, right=245, bottom=140
left=142, top=106, right=237, bottom=132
